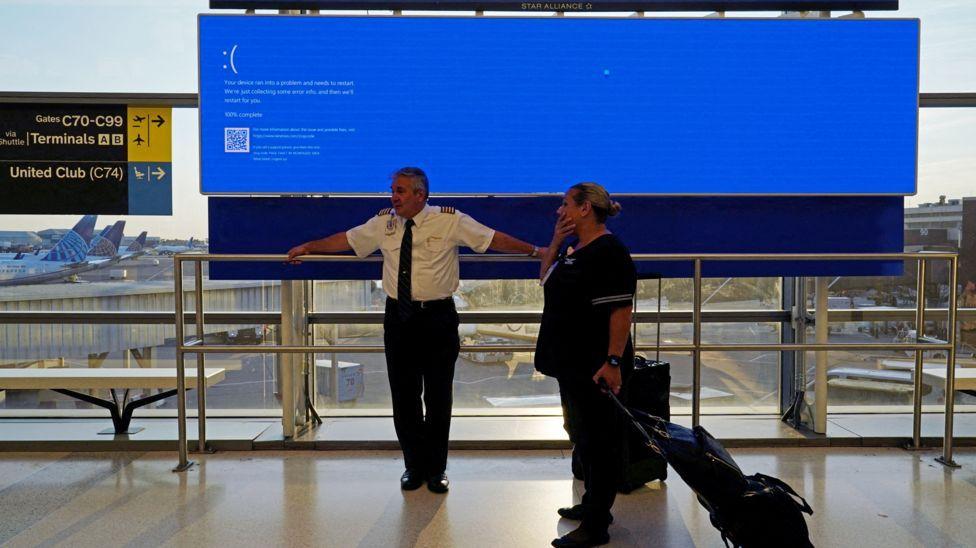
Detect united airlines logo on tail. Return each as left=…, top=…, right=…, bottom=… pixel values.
left=41, top=214, right=96, bottom=263
left=125, top=231, right=147, bottom=252
left=43, top=231, right=88, bottom=262
left=89, top=237, right=116, bottom=257
left=89, top=221, right=125, bottom=257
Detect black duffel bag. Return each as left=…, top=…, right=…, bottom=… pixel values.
left=617, top=355, right=669, bottom=492
left=705, top=473, right=815, bottom=548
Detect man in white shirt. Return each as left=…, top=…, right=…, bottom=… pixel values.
left=287, top=167, right=544, bottom=493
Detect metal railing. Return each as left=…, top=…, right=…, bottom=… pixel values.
left=4, top=308, right=976, bottom=325
left=171, top=251, right=961, bottom=471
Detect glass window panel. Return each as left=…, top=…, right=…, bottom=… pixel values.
left=640, top=277, right=782, bottom=311
left=0, top=323, right=281, bottom=416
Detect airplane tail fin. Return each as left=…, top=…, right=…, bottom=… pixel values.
left=89, top=220, right=126, bottom=257
left=125, top=231, right=148, bottom=252
left=42, top=215, right=97, bottom=262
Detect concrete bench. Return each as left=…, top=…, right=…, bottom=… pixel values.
left=879, top=359, right=976, bottom=371
left=922, top=368, right=976, bottom=399
left=0, top=368, right=225, bottom=435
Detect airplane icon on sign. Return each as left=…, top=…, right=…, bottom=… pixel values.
left=133, top=134, right=144, bottom=146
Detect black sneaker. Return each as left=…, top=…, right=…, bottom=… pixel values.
left=557, top=505, right=613, bottom=524
left=551, top=525, right=610, bottom=548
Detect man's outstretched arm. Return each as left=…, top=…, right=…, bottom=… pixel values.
left=286, top=232, right=352, bottom=263
left=488, top=231, right=545, bottom=257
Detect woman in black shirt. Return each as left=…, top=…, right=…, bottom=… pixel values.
left=536, top=183, right=637, bottom=548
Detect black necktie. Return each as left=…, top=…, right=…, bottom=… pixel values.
left=397, top=219, right=415, bottom=320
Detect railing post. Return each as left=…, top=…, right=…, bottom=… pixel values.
left=279, top=280, right=307, bottom=437
left=195, top=260, right=209, bottom=453
left=693, top=259, right=702, bottom=427
left=937, top=256, right=960, bottom=468
left=910, top=259, right=926, bottom=449
left=172, top=256, right=193, bottom=472
left=280, top=281, right=296, bottom=438
left=814, top=277, right=829, bottom=434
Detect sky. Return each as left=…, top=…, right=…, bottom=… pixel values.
left=0, top=0, right=973, bottom=238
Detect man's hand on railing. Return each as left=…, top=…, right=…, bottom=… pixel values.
left=286, top=244, right=309, bottom=264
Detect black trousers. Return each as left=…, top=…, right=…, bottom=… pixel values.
left=559, top=376, right=622, bottom=532
left=383, top=297, right=460, bottom=475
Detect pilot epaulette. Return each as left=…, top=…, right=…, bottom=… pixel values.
left=377, top=207, right=393, bottom=217
left=439, top=206, right=456, bottom=215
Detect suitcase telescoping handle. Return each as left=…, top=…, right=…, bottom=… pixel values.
left=655, top=277, right=662, bottom=363
left=602, top=380, right=660, bottom=451
left=631, top=275, right=663, bottom=363
left=631, top=276, right=663, bottom=364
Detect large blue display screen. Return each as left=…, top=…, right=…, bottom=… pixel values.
left=198, top=16, right=919, bottom=195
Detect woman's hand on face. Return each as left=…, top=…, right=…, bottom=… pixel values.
left=551, top=212, right=575, bottom=247
left=593, top=363, right=622, bottom=395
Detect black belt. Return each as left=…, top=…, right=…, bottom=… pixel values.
left=387, top=296, right=454, bottom=311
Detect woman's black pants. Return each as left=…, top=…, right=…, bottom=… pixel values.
left=559, top=376, right=622, bottom=532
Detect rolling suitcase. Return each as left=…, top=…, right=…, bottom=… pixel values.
left=618, top=276, right=670, bottom=492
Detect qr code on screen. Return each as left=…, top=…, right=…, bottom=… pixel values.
left=224, top=127, right=250, bottom=153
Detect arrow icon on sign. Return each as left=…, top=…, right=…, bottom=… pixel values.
left=152, top=166, right=166, bottom=181
left=152, top=115, right=165, bottom=128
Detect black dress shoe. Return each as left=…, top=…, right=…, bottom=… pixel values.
left=551, top=525, right=610, bottom=548
left=400, top=469, right=424, bottom=491
left=557, top=505, right=613, bottom=524
left=427, top=472, right=449, bottom=493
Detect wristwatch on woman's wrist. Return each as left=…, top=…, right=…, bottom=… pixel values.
left=606, top=355, right=621, bottom=368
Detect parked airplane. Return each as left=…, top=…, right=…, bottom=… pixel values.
left=154, top=237, right=201, bottom=255
left=0, top=215, right=98, bottom=286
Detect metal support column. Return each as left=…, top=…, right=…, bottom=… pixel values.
left=910, top=259, right=927, bottom=449
left=173, top=257, right=193, bottom=472
left=280, top=281, right=296, bottom=438
left=937, top=257, right=960, bottom=468
left=692, top=259, right=702, bottom=427
left=814, top=277, right=829, bottom=434
left=781, top=276, right=808, bottom=429
left=279, top=280, right=307, bottom=437
left=194, top=261, right=210, bottom=453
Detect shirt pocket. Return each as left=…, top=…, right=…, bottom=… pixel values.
left=424, top=236, right=446, bottom=252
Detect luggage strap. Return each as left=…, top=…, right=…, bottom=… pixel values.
left=753, top=473, right=814, bottom=515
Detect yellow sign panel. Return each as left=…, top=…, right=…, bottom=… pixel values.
left=126, top=107, right=172, bottom=162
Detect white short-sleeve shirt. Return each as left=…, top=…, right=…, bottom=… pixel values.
left=346, top=204, right=496, bottom=301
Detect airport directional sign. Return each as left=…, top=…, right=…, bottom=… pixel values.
left=0, top=103, right=172, bottom=215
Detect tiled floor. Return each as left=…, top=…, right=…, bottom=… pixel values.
left=1, top=447, right=975, bottom=547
